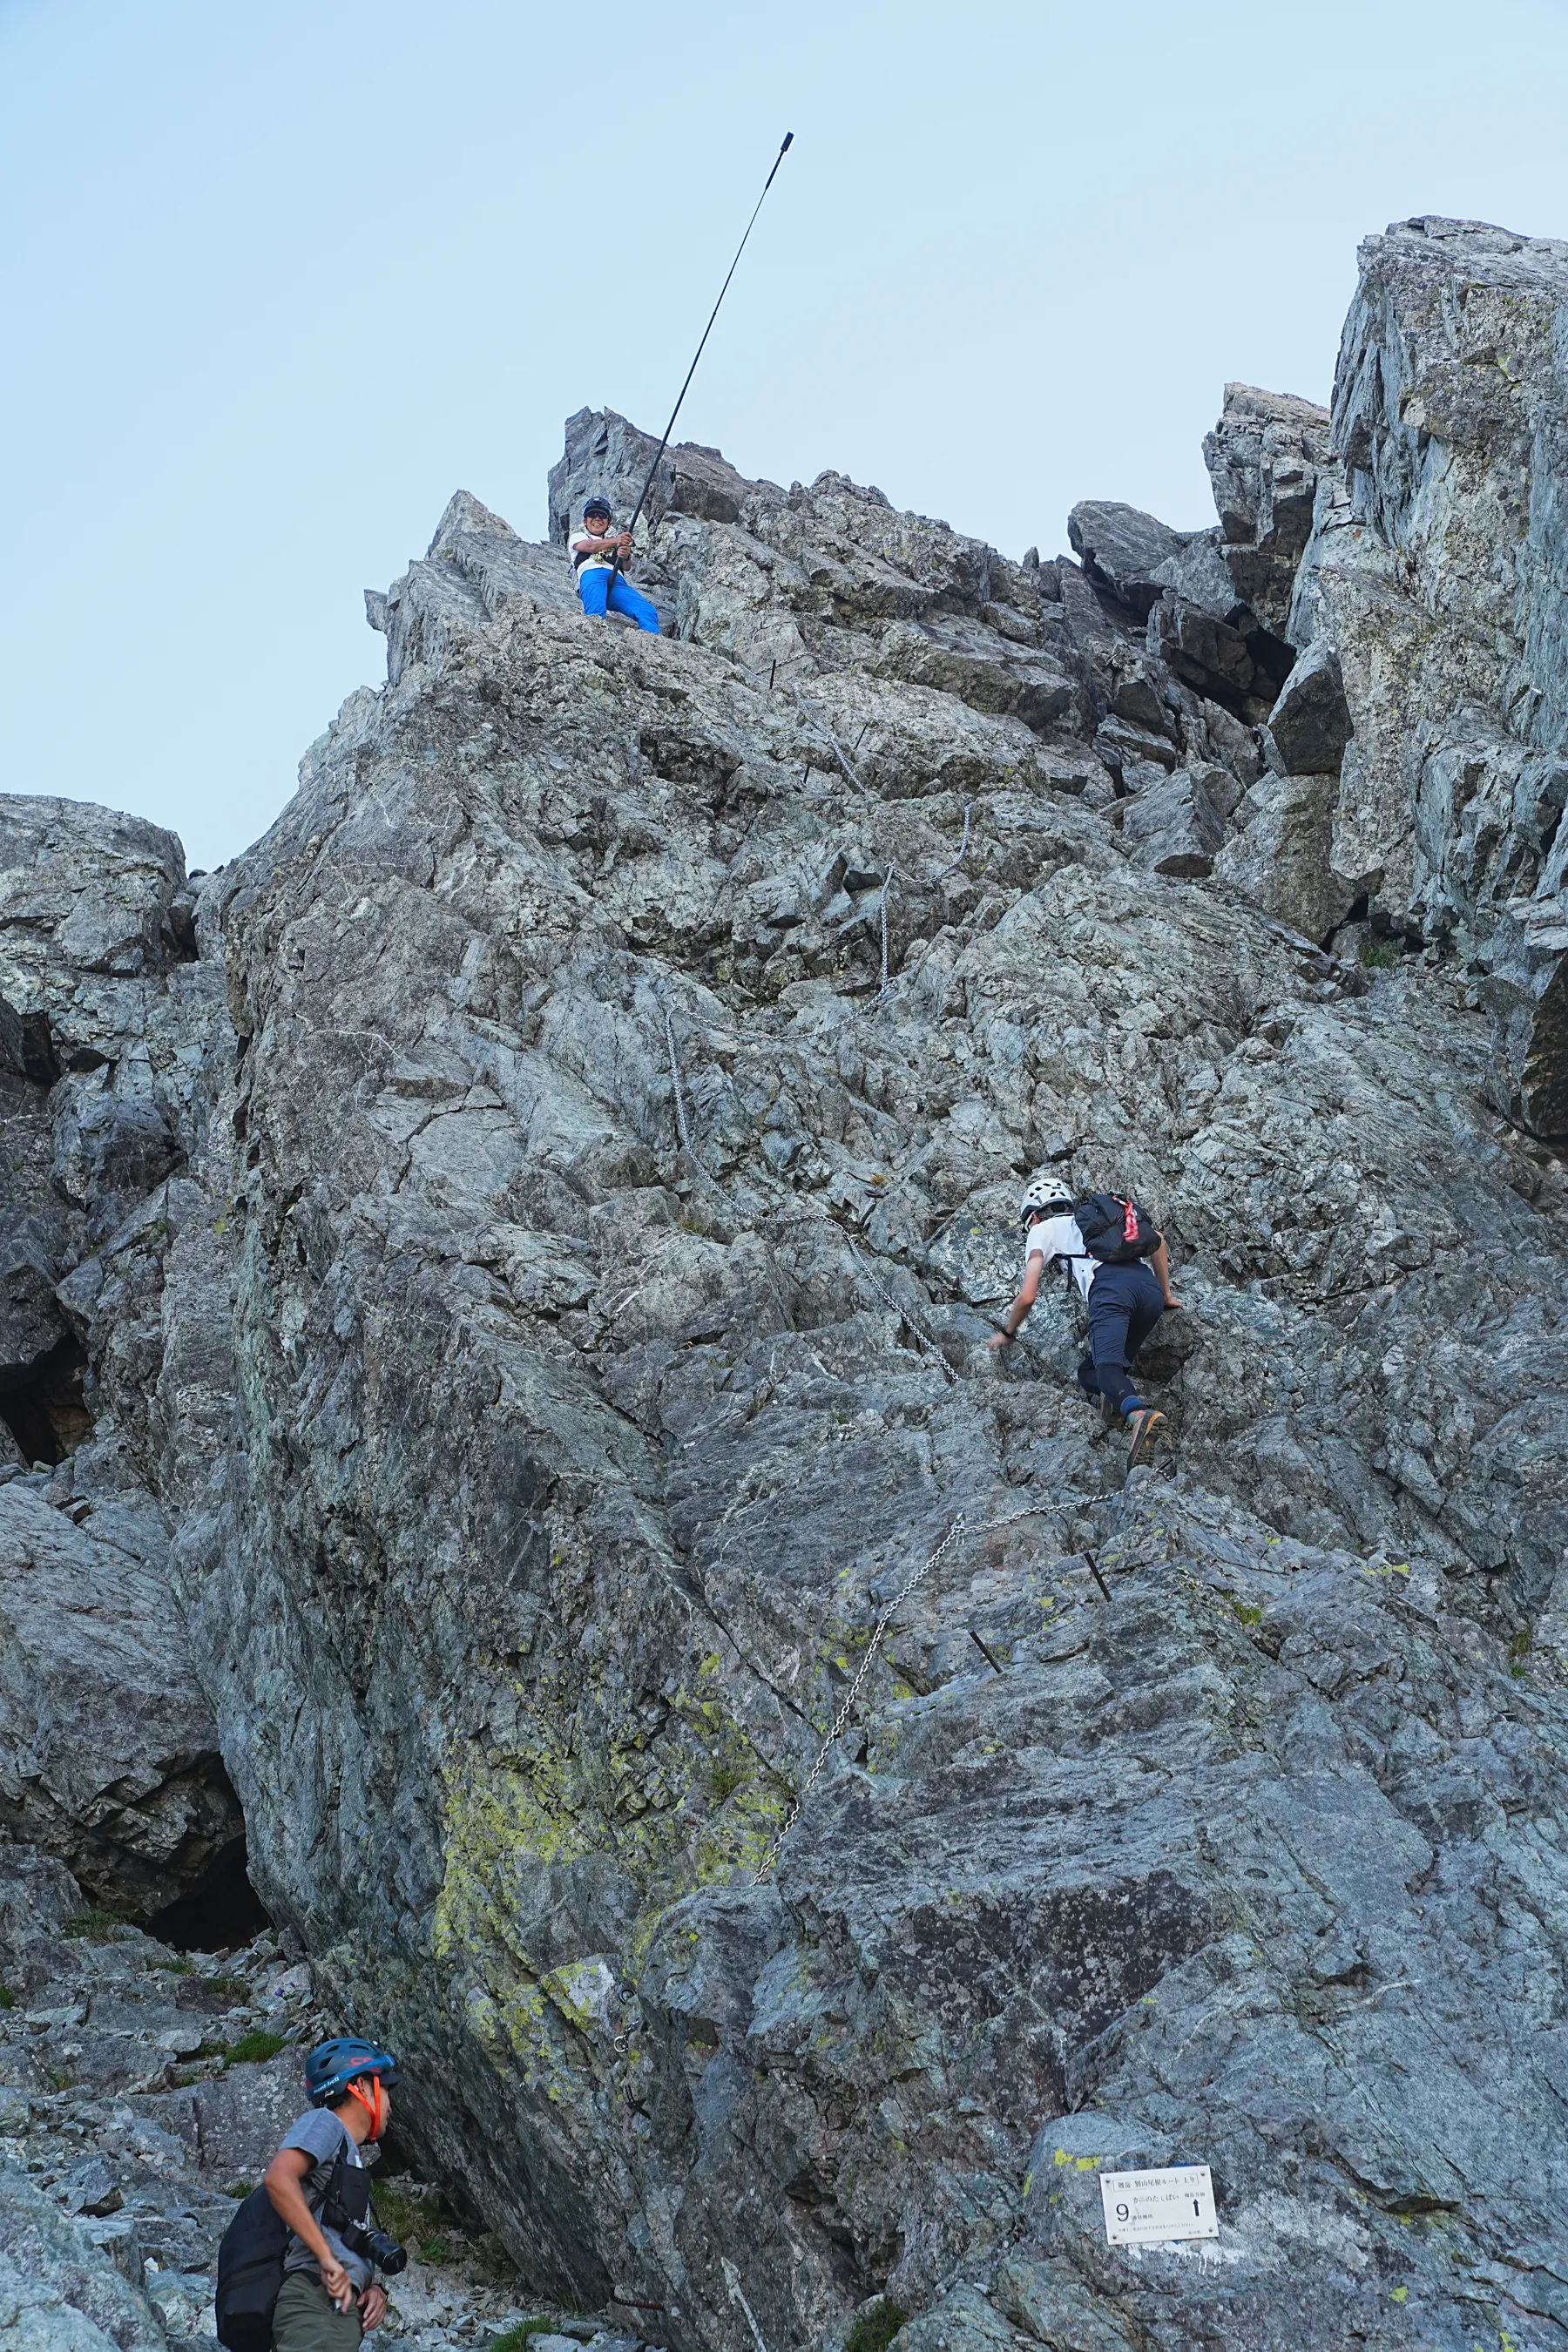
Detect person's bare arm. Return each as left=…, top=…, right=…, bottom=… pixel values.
left=262, top=2150, right=353, bottom=2312
left=1150, top=1236, right=1182, bottom=1309
left=989, top=1252, right=1044, bottom=1350
left=571, top=530, right=634, bottom=560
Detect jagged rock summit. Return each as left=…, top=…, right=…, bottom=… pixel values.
left=6, top=216, right=1568, bottom=2352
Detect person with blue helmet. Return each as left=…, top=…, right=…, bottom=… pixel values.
left=261, top=2038, right=401, bottom=2352
left=569, top=497, right=662, bottom=632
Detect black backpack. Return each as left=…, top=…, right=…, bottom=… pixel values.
left=1072, top=1193, right=1160, bottom=1265
left=215, top=2147, right=363, bottom=2352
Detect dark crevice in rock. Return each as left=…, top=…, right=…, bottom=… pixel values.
left=19, top=1010, right=61, bottom=1086
left=148, top=1833, right=271, bottom=1951
left=0, top=1331, right=91, bottom=1464
left=163, top=893, right=200, bottom=963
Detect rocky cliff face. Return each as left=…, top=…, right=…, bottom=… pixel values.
left=8, top=216, right=1568, bottom=2352
left=1289, top=216, right=1568, bottom=1136
left=0, top=802, right=243, bottom=1926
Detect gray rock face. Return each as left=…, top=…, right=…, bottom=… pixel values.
left=0, top=1485, right=240, bottom=1920
left=1266, top=637, right=1352, bottom=779
left=368, top=492, right=581, bottom=691
left=0, top=801, right=240, bottom=1921
left=117, top=347, right=1568, bottom=2349
left=16, top=214, right=1568, bottom=2352
left=0, top=2171, right=164, bottom=2352
left=549, top=407, right=754, bottom=540
left=1202, top=382, right=1333, bottom=634
left=1066, top=502, right=1188, bottom=618
left=1146, top=589, right=1287, bottom=722
left=1290, top=218, right=1568, bottom=1132
left=1119, top=767, right=1227, bottom=876
left=1214, top=770, right=1356, bottom=943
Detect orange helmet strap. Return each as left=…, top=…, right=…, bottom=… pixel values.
left=348, top=2074, right=383, bottom=2138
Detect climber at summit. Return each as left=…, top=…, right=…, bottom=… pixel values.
left=989, top=1172, right=1181, bottom=1467
left=569, top=496, right=662, bottom=632
left=259, top=2038, right=402, bottom=2352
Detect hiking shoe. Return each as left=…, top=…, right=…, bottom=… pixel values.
left=1125, top=1407, right=1166, bottom=1469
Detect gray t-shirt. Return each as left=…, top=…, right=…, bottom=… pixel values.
left=277, top=2108, right=373, bottom=2293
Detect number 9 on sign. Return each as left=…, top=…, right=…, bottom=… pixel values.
left=1098, top=2164, right=1219, bottom=2246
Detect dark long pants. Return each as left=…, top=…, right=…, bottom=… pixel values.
left=1075, top=1260, right=1166, bottom=1421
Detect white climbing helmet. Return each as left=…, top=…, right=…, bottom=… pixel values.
left=1019, top=1170, right=1074, bottom=1225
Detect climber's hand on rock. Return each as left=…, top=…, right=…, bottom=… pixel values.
left=359, top=2287, right=389, bottom=2332
left=1162, top=1292, right=1184, bottom=1311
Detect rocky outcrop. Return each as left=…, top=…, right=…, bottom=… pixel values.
left=1202, top=382, right=1333, bottom=635
left=1287, top=218, right=1568, bottom=1132
left=0, top=806, right=243, bottom=1923
left=10, top=213, right=1568, bottom=2352
left=0, top=2166, right=166, bottom=2352
left=132, top=324, right=1568, bottom=2348
left=0, top=1485, right=241, bottom=1921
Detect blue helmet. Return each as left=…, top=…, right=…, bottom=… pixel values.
left=583, top=495, right=612, bottom=520
left=305, top=2037, right=401, bottom=2109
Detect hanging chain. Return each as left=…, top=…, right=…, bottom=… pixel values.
left=936, top=800, right=972, bottom=876
left=790, top=684, right=868, bottom=795
left=662, top=997, right=693, bottom=1156
left=767, top=1198, right=954, bottom=1380
left=751, top=1512, right=968, bottom=1882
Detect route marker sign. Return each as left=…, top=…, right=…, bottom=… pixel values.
left=1099, top=2164, right=1218, bottom=2246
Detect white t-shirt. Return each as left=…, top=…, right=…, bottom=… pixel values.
left=1024, top=1211, right=1096, bottom=1302
left=571, top=524, right=622, bottom=578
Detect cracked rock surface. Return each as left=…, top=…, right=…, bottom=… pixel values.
left=6, top=213, right=1568, bottom=2352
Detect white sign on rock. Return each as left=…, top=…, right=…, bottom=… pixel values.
left=1099, top=2164, right=1218, bottom=2246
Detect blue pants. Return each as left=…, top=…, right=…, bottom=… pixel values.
left=578, top=568, right=661, bottom=632
left=1076, top=1260, right=1165, bottom=1421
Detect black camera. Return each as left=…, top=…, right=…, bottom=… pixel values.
left=338, top=2219, right=409, bottom=2278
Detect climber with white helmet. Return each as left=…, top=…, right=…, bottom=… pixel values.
left=989, top=1171, right=1182, bottom=1467
left=570, top=497, right=662, bottom=632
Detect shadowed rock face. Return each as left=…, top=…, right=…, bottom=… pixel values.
left=0, top=1484, right=242, bottom=1919
left=0, top=799, right=244, bottom=1923
left=13, top=215, right=1568, bottom=2352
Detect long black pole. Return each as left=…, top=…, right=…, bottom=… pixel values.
left=600, top=132, right=794, bottom=617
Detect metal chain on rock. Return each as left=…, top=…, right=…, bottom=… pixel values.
left=661, top=996, right=694, bottom=1156
left=936, top=801, right=972, bottom=876
left=641, top=1015, right=955, bottom=1382
left=768, top=1198, right=954, bottom=1380
left=750, top=1511, right=968, bottom=1883
left=877, top=864, right=895, bottom=997
left=790, top=685, right=868, bottom=796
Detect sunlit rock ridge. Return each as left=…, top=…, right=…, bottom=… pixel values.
left=5, top=213, right=1568, bottom=2352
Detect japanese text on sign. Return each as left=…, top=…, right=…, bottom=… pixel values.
left=1099, top=2164, right=1218, bottom=2246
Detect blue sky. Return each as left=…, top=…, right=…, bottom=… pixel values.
left=4, top=0, right=1568, bottom=869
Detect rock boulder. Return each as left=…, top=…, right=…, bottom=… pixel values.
left=0, top=1482, right=242, bottom=1922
